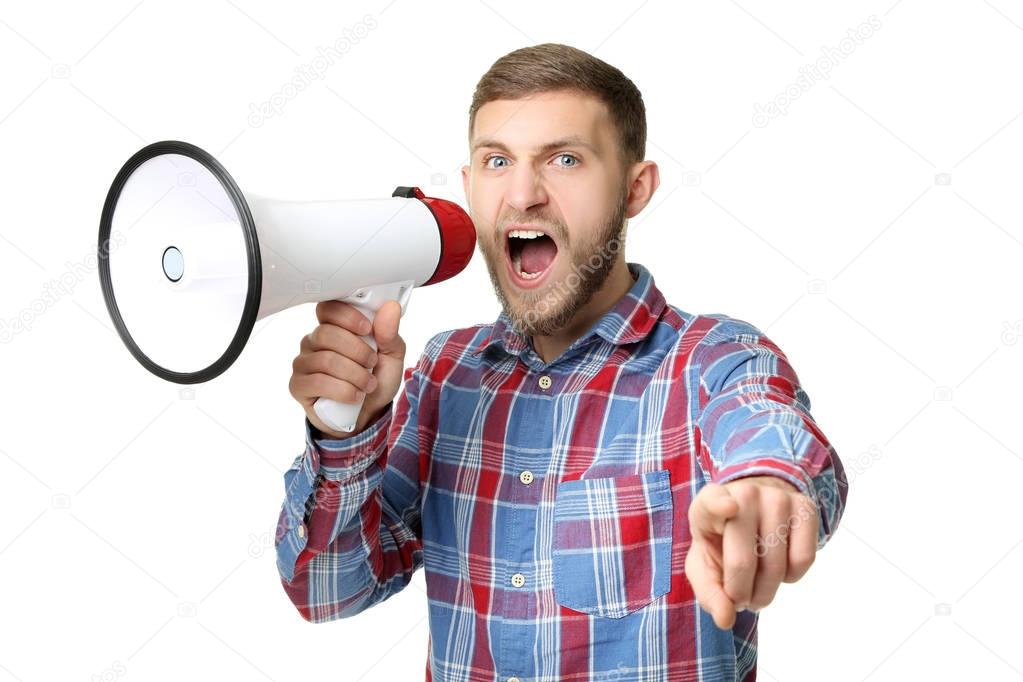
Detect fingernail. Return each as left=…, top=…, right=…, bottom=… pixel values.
left=362, top=320, right=372, bottom=334
left=367, top=376, right=378, bottom=391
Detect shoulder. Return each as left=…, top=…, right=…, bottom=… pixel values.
left=685, top=312, right=801, bottom=393
left=425, top=322, right=493, bottom=358
left=660, top=303, right=768, bottom=354
left=693, top=312, right=771, bottom=346
left=669, top=309, right=779, bottom=369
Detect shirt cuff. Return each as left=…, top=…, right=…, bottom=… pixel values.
left=711, top=455, right=815, bottom=497
left=304, top=402, right=394, bottom=477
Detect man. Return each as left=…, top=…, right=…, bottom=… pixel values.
left=277, top=43, right=848, bottom=681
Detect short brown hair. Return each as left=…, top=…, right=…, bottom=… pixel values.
left=468, top=43, right=647, bottom=170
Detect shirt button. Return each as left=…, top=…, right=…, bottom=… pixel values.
left=538, top=374, right=552, bottom=390
left=297, top=524, right=306, bottom=538
left=519, top=470, right=534, bottom=485
left=510, top=572, right=526, bottom=588
left=508, top=677, right=521, bottom=682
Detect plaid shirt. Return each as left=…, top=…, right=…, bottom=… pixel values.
left=275, top=261, right=847, bottom=682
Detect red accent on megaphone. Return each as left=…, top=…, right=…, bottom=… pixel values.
left=415, top=188, right=477, bottom=286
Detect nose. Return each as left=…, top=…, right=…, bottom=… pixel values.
left=504, top=163, right=548, bottom=214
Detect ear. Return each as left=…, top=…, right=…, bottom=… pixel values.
left=625, top=160, right=660, bottom=220
left=461, top=163, right=471, bottom=208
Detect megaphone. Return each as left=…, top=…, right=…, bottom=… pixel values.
left=97, top=140, right=475, bottom=433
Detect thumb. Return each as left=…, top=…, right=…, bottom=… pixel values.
left=356, top=300, right=406, bottom=419
left=372, top=300, right=405, bottom=359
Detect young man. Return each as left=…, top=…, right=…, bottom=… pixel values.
left=278, top=43, right=848, bottom=681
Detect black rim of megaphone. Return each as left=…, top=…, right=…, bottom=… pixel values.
left=97, top=140, right=262, bottom=385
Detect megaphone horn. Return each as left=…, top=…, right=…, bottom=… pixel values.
left=98, top=140, right=476, bottom=433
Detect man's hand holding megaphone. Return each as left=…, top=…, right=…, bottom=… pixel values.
left=290, top=299, right=406, bottom=439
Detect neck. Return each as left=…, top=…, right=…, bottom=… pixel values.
left=530, top=258, right=634, bottom=364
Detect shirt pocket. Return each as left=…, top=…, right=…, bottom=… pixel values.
left=551, top=469, right=673, bottom=619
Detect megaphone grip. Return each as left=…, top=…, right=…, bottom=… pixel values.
left=311, top=279, right=413, bottom=434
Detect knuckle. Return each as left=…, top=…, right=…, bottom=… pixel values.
left=334, top=380, right=356, bottom=404
left=316, top=300, right=340, bottom=318
left=314, top=301, right=333, bottom=324
left=791, top=550, right=816, bottom=573
left=315, top=351, right=334, bottom=376
left=318, top=375, right=337, bottom=399
left=731, top=485, right=757, bottom=504
left=308, top=372, right=326, bottom=395
left=310, top=325, right=325, bottom=347
left=318, top=325, right=340, bottom=351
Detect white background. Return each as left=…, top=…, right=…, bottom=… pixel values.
left=1, top=1, right=1021, bottom=680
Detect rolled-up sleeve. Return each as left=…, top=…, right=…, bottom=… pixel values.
left=274, top=334, right=439, bottom=622
left=694, top=316, right=848, bottom=549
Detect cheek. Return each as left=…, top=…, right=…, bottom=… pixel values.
left=551, top=175, right=610, bottom=230
left=470, top=182, right=500, bottom=230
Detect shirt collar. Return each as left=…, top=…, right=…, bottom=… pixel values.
left=471, top=261, right=667, bottom=358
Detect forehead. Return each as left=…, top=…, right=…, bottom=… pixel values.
left=470, top=90, right=612, bottom=154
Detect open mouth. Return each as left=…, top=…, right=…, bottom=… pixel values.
left=506, top=228, right=559, bottom=285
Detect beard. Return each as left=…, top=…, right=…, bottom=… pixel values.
left=479, top=185, right=629, bottom=337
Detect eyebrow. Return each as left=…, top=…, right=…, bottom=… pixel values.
left=470, top=134, right=599, bottom=157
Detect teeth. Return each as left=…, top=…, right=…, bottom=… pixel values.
left=511, top=251, right=546, bottom=280
left=508, top=229, right=546, bottom=239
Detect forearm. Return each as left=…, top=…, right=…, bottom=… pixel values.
left=696, top=317, right=849, bottom=549
left=275, top=359, right=430, bottom=622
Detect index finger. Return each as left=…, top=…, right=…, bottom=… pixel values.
left=315, top=300, right=373, bottom=335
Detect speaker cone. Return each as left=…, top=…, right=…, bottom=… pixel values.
left=98, top=140, right=262, bottom=383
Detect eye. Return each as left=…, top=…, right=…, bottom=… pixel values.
left=483, top=154, right=509, bottom=169
left=553, top=153, right=579, bottom=168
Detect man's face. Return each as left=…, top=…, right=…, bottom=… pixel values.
left=462, top=89, right=630, bottom=336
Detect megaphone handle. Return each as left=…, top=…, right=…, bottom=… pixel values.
left=312, top=280, right=414, bottom=434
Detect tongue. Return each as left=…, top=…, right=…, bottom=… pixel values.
left=520, top=237, right=557, bottom=274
